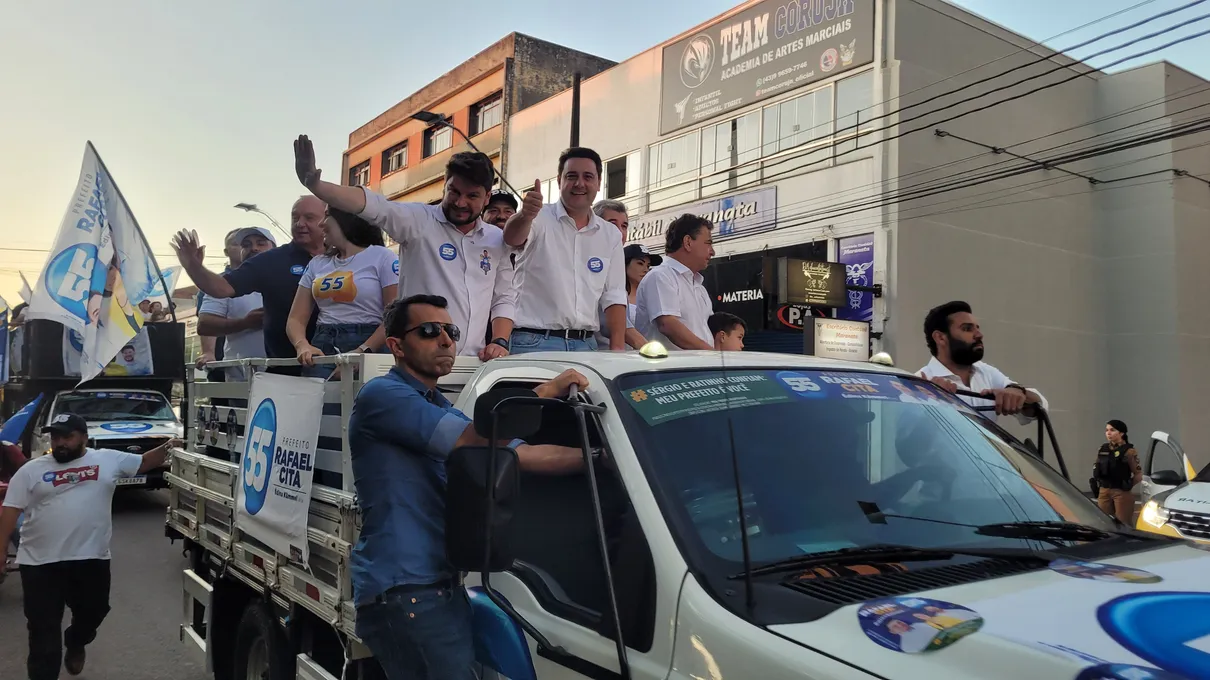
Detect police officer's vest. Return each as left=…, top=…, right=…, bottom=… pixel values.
left=1094, top=442, right=1134, bottom=490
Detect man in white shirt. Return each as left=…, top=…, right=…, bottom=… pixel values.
left=198, top=227, right=274, bottom=382
left=0, top=413, right=179, bottom=680
left=503, top=147, right=627, bottom=352
left=917, top=300, right=1048, bottom=421
left=294, top=137, right=517, bottom=361
left=635, top=214, right=716, bottom=351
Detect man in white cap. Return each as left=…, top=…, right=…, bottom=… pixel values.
left=197, top=227, right=276, bottom=382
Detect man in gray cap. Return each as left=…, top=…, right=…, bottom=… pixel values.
left=0, top=413, right=179, bottom=679
left=198, top=227, right=276, bottom=382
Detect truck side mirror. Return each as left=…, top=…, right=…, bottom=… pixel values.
left=1022, top=438, right=1040, bottom=458
left=1151, top=469, right=1184, bottom=487
left=446, top=389, right=543, bottom=573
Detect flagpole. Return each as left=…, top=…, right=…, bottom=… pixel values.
left=87, top=142, right=178, bottom=324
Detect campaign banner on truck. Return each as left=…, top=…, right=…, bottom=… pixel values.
left=837, top=233, right=874, bottom=322
left=26, top=142, right=169, bottom=385
left=62, top=326, right=154, bottom=377
left=235, top=372, right=324, bottom=563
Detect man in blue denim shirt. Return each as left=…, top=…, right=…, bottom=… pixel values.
left=349, top=293, right=586, bottom=680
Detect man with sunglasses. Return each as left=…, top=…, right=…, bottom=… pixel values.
left=348, top=294, right=587, bottom=680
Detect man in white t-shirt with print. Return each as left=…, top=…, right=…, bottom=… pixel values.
left=0, top=413, right=179, bottom=680
left=294, top=137, right=517, bottom=360
left=198, top=227, right=275, bottom=382
left=635, top=214, right=716, bottom=350
left=503, top=147, right=627, bottom=352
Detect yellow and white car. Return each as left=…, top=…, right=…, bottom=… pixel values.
left=1136, top=430, right=1209, bottom=542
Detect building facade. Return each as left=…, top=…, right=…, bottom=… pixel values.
left=342, top=33, right=615, bottom=209
left=504, top=0, right=1210, bottom=471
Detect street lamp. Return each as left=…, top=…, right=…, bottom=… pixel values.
left=410, top=111, right=521, bottom=196
left=233, top=203, right=290, bottom=239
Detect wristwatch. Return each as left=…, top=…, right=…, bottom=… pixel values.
left=490, top=338, right=510, bottom=350
left=1006, top=383, right=1028, bottom=396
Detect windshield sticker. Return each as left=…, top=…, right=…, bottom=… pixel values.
left=1075, top=664, right=1185, bottom=680
left=625, top=374, right=792, bottom=425
left=1049, top=560, right=1162, bottom=584
left=857, top=597, right=983, bottom=654
left=99, top=422, right=152, bottom=433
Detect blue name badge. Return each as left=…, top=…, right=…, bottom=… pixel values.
left=290, top=264, right=305, bottom=275
left=440, top=244, right=458, bottom=261
left=587, top=257, right=604, bottom=273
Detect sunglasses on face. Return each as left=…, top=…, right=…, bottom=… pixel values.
left=402, top=322, right=461, bottom=342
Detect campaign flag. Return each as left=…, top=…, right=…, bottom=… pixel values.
left=18, top=273, right=32, bottom=304
left=0, top=394, right=42, bottom=444
left=26, top=142, right=171, bottom=384
left=144, top=265, right=181, bottom=307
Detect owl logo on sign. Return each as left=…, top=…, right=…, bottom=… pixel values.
left=680, top=35, right=715, bottom=89
left=840, top=40, right=857, bottom=67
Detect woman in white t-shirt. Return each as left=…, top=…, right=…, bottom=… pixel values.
left=287, top=207, right=399, bottom=378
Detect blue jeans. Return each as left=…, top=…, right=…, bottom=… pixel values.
left=508, top=330, right=597, bottom=354
left=303, top=323, right=380, bottom=379
left=356, top=584, right=478, bottom=680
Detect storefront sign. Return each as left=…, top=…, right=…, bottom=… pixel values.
left=775, top=303, right=815, bottom=330
left=235, top=372, right=324, bottom=563
left=806, top=318, right=869, bottom=361
left=627, top=187, right=776, bottom=253
left=785, top=259, right=847, bottom=308
left=660, top=0, right=876, bottom=134
left=837, top=233, right=874, bottom=322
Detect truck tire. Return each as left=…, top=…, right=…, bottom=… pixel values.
left=232, top=602, right=293, bottom=680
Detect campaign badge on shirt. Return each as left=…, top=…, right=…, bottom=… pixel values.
left=314, top=271, right=357, bottom=303
left=392, top=259, right=400, bottom=275
left=480, top=250, right=491, bottom=274
left=290, top=264, right=305, bottom=275
left=587, top=257, right=604, bottom=273
left=439, top=243, right=458, bottom=261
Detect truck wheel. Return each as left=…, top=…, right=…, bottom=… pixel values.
left=232, top=603, right=293, bottom=680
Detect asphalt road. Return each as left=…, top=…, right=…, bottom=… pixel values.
left=0, top=489, right=212, bottom=680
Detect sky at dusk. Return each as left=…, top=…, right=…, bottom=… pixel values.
left=1, top=0, right=1207, bottom=307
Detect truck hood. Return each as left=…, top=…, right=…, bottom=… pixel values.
left=770, top=544, right=1210, bottom=679
left=1161, top=482, right=1210, bottom=514
left=88, top=421, right=183, bottom=440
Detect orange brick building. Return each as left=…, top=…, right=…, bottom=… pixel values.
left=342, top=33, right=614, bottom=211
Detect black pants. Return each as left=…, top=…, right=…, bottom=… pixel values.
left=22, top=559, right=112, bottom=680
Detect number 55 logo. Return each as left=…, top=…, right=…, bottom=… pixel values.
left=777, top=371, right=825, bottom=398
left=242, top=399, right=277, bottom=515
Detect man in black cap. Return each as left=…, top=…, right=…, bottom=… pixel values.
left=482, top=190, right=518, bottom=229
left=0, top=414, right=180, bottom=680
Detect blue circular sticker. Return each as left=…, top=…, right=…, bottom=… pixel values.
left=42, top=471, right=56, bottom=483
left=776, top=371, right=827, bottom=398
left=290, top=264, right=305, bottom=275
left=857, top=597, right=983, bottom=654
left=1075, top=664, right=1185, bottom=680
left=100, top=422, right=151, bottom=433
left=587, top=257, right=604, bottom=273
left=392, top=259, right=400, bottom=275
left=45, top=243, right=104, bottom=322
left=242, top=399, right=277, bottom=516
left=1099, top=592, right=1210, bottom=678
left=439, top=243, right=458, bottom=261
left=1050, top=559, right=1162, bottom=584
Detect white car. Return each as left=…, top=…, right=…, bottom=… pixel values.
left=1136, top=430, right=1210, bottom=544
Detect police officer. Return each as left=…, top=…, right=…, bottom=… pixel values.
left=1093, top=419, right=1142, bottom=525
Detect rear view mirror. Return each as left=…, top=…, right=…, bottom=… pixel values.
left=446, top=445, right=520, bottom=573
left=1151, top=469, right=1184, bottom=487
left=474, top=388, right=542, bottom=440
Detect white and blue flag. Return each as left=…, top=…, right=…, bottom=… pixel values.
left=26, top=142, right=169, bottom=384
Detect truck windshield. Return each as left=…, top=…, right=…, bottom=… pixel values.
left=54, top=392, right=176, bottom=422
left=614, top=368, right=1115, bottom=571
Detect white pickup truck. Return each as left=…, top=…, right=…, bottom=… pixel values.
left=166, top=350, right=1210, bottom=680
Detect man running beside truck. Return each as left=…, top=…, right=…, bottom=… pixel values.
left=348, top=293, right=587, bottom=680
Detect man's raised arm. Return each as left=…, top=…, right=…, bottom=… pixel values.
left=502, top=180, right=543, bottom=247
left=171, top=230, right=235, bottom=299
left=295, top=135, right=367, bottom=214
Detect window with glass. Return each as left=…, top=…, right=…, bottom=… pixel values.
left=647, top=131, right=700, bottom=210
left=835, top=70, right=875, bottom=154
left=54, top=392, right=177, bottom=422
left=381, top=142, right=407, bottom=176
left=602, top=151, right=641, bottom=201
left=348, top=161, right=370, bottom=187
left=470, top=94, right=503, bottom=136
left=423, top=126, right=453, bottom=157
left=701, top=112, right=761, bottom=197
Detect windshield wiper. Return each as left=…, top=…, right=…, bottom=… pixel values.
left=728, top=543, right=1052, bottom=579
left=974, top=521, right=1138, bottom=544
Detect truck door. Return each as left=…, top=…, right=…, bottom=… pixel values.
left=456, top=377, right=673, bottom=680
left=1139, top=431, right=1189, bottom=504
